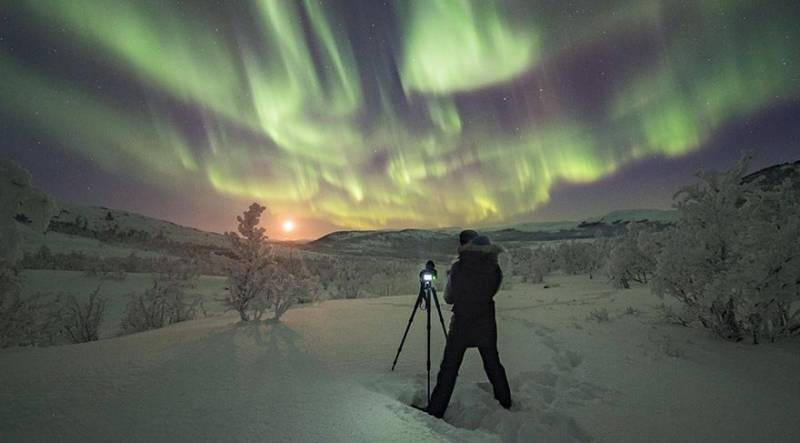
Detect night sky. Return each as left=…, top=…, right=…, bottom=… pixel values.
left=1, top=1, right=799, bottom=239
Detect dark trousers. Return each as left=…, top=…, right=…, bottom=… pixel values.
left=427, top=339, right=512, bottom=418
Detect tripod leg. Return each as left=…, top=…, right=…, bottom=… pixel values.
left=431, top=288, right=449, bottom=340
left=426, top=288, right=431, bottom=406
left=391, top=292, right=423, bottom=371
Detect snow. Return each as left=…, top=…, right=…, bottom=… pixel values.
left=3, top=273, right=799, bottom=442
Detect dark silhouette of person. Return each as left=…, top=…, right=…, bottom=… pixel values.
left=426, top=230, right=512, bottom=418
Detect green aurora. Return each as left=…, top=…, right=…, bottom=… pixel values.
left=1, top=0, right=798, bottom=234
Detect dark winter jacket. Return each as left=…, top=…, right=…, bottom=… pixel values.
left=444, top=241, right=503, bottom=347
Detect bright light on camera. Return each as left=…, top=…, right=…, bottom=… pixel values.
left=422, top=273, right=434, bottom=281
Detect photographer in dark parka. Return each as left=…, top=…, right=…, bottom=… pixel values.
left=426, top=230, right=512, bottom=418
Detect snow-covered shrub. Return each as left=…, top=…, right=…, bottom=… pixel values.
left=0, top=267, right=62, bottom=347
left=223, top=203, right=273, bottom=321
left=120, top=265, right=200, bottom=334
left=652, top=156, right=800, bottom=343
left=83, top=267, right=127, bottom=281
left=557, top=241, right=585, bottom=275
left=606, top=223, right=659, bottom=289
left=623, top=306, right=640, bottom=316
left=60, top=287, right=107, bottom=343
left=334, top=259, right=363, bottom=299
left=268, top=257, right=318, bottom=320
left=552, top=241, right=606, bottom=278
left=587, top=307, right=610, bottom=322
left=512, top=246, right=557, bottom=284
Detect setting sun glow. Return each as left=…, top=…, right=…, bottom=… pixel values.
left=282, top=219, right=295, bottom=233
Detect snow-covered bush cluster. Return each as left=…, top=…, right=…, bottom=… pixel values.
left=509, top=158, right=799, bottom=344
left=0, top=267, right=63, bottom=347
left=20, top=247, right=182, bottom=275
left=60, top=287, right=108, bottom=343
left=120, top=263, right=201, bottom=334
left=224, top=203, right=317, bottom=322
left=266, top=255, right=319, bottom=320
left=1, top=267, right=109, bottom=347
left=652, top=157, right=800, bottom=343
left=297, top=254, right=421, bottom=299
left=605, top=223, right=660, bottom=289
left=511, top=240, right=607, bottom=283
left=510, top=246, right=557, bottom=283
left=556, top=241, right=607, bottom=279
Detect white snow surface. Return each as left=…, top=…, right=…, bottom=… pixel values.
left=3, top=274, right=800, bottom=442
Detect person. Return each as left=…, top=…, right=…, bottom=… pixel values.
left=424, top=230, right=512, bottom=418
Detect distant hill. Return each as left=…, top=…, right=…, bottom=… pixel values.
left=50, top=202, right=228, bottom=248
left=301, top=208, right=677, bottom=258
left=18, top=202, right=230, bottom=260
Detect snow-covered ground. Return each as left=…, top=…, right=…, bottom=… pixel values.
left=3, top=274, right=799, bottom=442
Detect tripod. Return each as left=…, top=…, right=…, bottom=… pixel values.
left=391, top=279, right=449, bottom=407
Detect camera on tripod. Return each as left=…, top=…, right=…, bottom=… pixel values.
left=393, top=259, right=449, bottom=407
left=419, top=260, right=437, bottom=287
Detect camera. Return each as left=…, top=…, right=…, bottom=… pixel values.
left=419, top=260, right=437, bottom=286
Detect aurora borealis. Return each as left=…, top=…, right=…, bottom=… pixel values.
left=1, top=1, right=799, bottom=238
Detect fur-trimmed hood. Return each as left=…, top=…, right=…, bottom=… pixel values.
left=456, top=241, right=504, bottom=273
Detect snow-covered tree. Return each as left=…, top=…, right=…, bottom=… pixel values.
left=120, top=263, right=200, bottom=334
left=586, top=238, right=610, bottom=280
left=0, top=161, right=60, bottom=347
left=0, top=160, right=57, bottom=267
left=606, top=223, right=658, bottom=289
left=652, top=155, right=800, bottom=343
left=556, top=241, right=585, bottom=275
left=223, top=203, right=273, bottom=321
